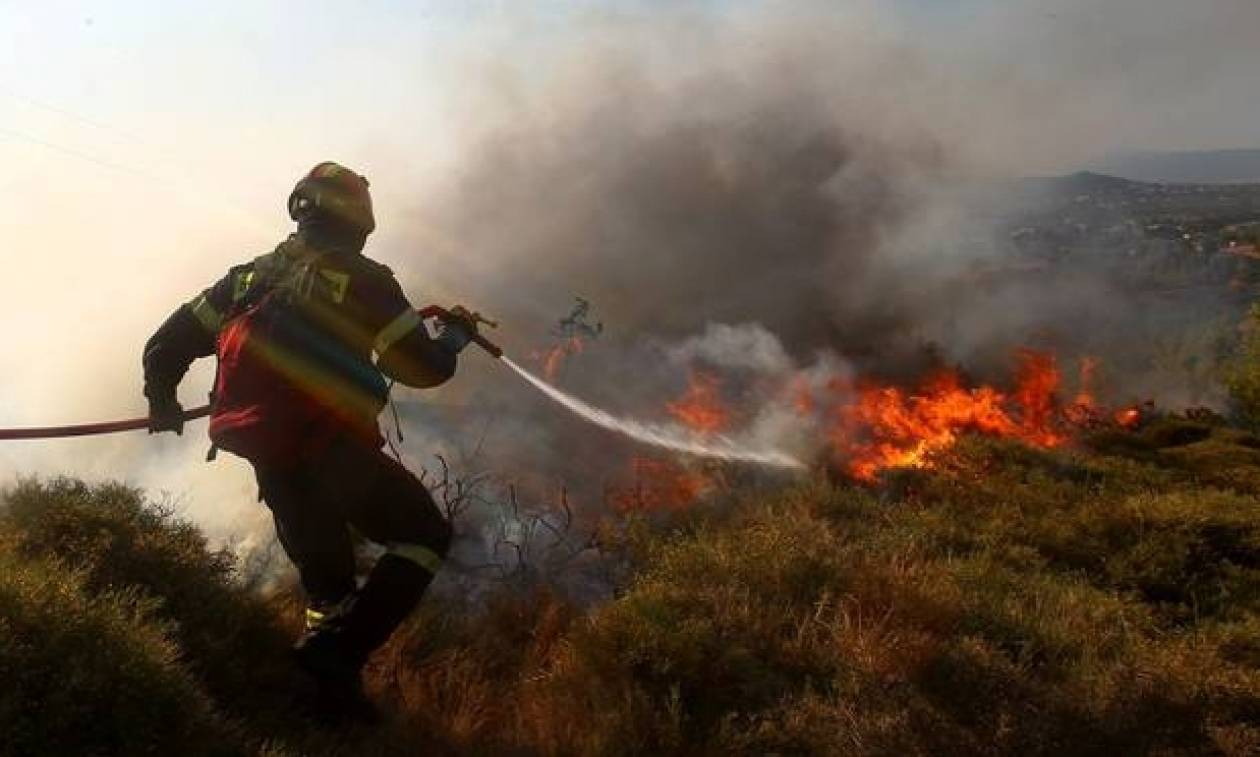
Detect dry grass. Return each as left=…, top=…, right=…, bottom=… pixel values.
left=3, top=418, right=1260, bottom=754
left=348, top=421, right=1260, bottom=755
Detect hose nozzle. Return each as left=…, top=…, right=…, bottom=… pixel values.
left=417, top=305, right=504, bottom=358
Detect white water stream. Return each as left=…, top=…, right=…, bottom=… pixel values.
left=500, top=356, right=805, bottom=470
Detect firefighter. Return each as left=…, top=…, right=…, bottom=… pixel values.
left=142, top=162, right=473, bottom=720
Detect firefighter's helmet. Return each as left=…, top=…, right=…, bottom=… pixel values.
left=287, top=162, right=376, bottom=235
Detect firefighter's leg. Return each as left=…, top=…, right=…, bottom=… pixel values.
left=254, top=463, right=356, bottom=613
left=301, top=440, right=451, bottom=669
left=340, top=456, right=452, bottom=661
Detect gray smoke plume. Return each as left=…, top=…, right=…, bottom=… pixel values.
left=391, top=0, right=1255, bottom=376
left=374, top=1, right=1260, bottom=536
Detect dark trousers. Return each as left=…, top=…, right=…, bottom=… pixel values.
left=254, top=434, right=452, bottom=664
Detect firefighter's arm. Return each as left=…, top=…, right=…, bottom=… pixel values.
left=371, top=278, right=465, bottom=388
left=141, top=267, right=244, bottom=432
left=374, top=309, right=463, bottom=388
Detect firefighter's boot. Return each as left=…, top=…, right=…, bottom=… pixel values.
left=292, top=553, right=438, bottom=723
left=292, top=629, right=378, bottom=724
left=293, top=598, right=376, bottom=725
left=334, top=553, right=437, bottom=655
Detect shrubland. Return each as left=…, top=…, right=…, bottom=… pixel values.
left=3, top=414, right=1260, bottom=755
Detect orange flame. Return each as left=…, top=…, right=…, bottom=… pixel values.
left=828, top=350, right=1069, bottom=482
left=666, top=371, right=729, bottom=436
left=1063, top=356, right=1102, bottom=427
left=541, top=336, right=585, bottom=382
left=1072, top=356, right=1100, bottom=408
left=1114, top=407, right=1142, bottom=429
left=789, top=374, right=816, bottom=415
left=628, top=349, right=1143, bottom=496
left=610, top=456, right=711, bottom=513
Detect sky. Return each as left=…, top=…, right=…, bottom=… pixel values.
left=0, top=0, right=1257, bottom=544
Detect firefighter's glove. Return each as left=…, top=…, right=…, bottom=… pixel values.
left=148, top=396, right=185, bottom=436
left=436, top=306, right=476, bottom=354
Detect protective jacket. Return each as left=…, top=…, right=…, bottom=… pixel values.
left=143, top=233, right=456, bottom=457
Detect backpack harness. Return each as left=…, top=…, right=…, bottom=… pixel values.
left=207, top=246, right=389, bottom=465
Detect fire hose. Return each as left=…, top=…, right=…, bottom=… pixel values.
left=0, top=305, right=803, bottom=467
left=0, top=306, right=503, bottom=441
left=0, top=405, right=214, bottom=440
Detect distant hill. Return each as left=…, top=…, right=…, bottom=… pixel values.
left=1089, top=149, right=1260, bottom=184
left=1015, top=170, right=1141, bottom=195
left=1005, top=170, right=1260, bottom=221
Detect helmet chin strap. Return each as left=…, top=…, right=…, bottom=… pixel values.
left=297, top=216, right=369, bottom=254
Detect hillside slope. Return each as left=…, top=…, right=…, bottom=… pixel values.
left=2, top=417, right=1260, bottom=755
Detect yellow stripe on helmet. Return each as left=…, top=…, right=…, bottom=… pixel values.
left=311, top=162, right=345, bottom=179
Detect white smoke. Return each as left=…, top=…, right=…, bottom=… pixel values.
left=668, top=323, right=794, bottom=376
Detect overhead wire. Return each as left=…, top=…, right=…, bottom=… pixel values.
left=0, top=84, right=151, bottom=146
left=0, top=84, right=271, bottom=231
left=0, top=123, right=171, bottom=184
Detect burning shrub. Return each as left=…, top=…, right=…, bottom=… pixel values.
left=609, top=456, right=717, bottom=514
left=665, top=370, right=730, bottom=436
left=807, top=349, right=1136, bottom=482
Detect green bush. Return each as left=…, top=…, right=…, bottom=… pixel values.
left=0, top=547, right=240, bottom=756
left=0, top=477, right=475, bottom=756
left=1, top=478, right=298, bottom=722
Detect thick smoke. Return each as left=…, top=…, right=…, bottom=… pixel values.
left=402, top=17, right=941, bottom=363
left=396, top=0, right=1259, bottom=378
left=376, top=1, right=1260, bottom=530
